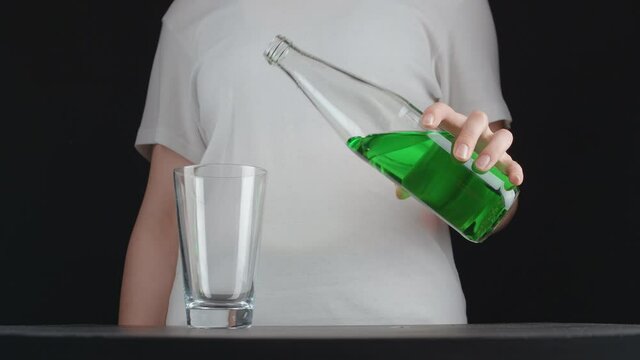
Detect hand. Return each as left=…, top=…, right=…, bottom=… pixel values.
left=395, top=102, right=524, bottom=199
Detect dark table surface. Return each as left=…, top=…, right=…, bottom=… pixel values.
left=2, top=323, right=640, bottom=359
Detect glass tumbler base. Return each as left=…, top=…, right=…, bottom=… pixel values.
left=186, top=307, right=253, bottom=329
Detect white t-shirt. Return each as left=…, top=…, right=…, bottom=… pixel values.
left=136, top=0, right=511, bottom=326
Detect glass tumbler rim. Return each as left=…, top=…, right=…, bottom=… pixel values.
left=174, top=163, right=267, bottom=179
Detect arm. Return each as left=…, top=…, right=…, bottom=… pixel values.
left=119, top=144, right=193, bottom=326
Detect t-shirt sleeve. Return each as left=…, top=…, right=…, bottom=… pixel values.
left=134, top=22, right=205, bottom=163
left=435, top=0, right=512, bottom=126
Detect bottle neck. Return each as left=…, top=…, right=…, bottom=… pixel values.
left=265, top=36, right=369, bottom=141
left=264, top=35, right=425, bottom=142
left=264, top=35, right=292, bottom=65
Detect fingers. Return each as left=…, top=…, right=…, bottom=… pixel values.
left=494, top=153, right=524, bottom=185
left=477, top=129, right=524, bottom=186
left=422, top=102, right=524, bottom=186
left=452, top=111, right=490, bottom=162
left=474, top=128, right=513, bottom=172
left=421, top=102, right=467, bottom=135
left=504, top=157, right=524, bottom=186
left=422, top=103, right=493, bottom=157
left=477, top=129, right=524, bottom=185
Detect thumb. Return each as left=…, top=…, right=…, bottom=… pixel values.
left=395, top=185, right=410, bottom=200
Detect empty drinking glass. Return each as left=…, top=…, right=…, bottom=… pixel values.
left=174, top=164, right=267, bottom=328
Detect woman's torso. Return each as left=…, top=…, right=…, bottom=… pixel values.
left=165, top=0, right=467, bottom=325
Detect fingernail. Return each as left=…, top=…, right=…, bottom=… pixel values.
left=475, top=155, right=490, bottom=170
left=512, top=174, right=522, bottom=185
left=455, top=144, right=469, bottom=160
left=396, top=187, right=410, bottom=200
left=423, top=114, right=434, bottom=127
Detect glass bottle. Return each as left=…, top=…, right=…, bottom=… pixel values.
left=264, top=35, right=518, bottom=243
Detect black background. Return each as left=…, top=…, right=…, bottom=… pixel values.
left=2, top=1, right=639, bottom=325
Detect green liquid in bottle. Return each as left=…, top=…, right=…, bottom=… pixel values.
left=347, top=131, right=518, bottom=242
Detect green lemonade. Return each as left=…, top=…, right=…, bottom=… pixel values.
left=347, top=131, right=518, bottom=242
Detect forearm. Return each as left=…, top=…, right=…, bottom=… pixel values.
left=118, top=218, right=179, bottom=326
